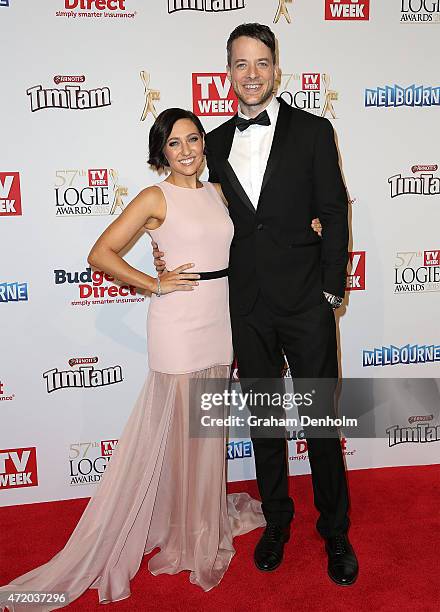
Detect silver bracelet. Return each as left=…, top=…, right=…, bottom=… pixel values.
left=156, top=276, right=162, bottom=297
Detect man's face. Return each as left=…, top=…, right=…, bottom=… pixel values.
left=227, top=36, right=278, bottom=111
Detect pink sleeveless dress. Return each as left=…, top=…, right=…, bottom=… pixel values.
left=0, top=181, right=265, bottom=611
left=147, top=180, right=233, bottom=374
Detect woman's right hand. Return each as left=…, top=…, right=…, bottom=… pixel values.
left=154, top=263, right=200, bottom=295
left=152, top=240, right=167, bottom=275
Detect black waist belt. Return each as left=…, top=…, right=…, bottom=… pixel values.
left=193, top=267, right=229, bottom=280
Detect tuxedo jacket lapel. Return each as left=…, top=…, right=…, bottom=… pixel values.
left=259, top=98, right=291, bottom=198
left=222, top=160, right=255, bottom=214
left=216, top=117, right=256, bottom=215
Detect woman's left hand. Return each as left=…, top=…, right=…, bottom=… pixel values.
left=311, top=218, right=322, bottom=237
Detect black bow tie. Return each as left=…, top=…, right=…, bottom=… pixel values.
left=235, top=110, right=271, bottom=132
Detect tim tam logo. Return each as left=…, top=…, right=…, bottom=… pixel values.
left=0, top=448, right=38, bottom=490
left=192, top=73, right=238, bottom=116
left=168, top=0, right=245, bottom=13
left=27, top=76, right=111, bottom=111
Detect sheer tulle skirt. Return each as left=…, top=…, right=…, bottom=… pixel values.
left=0, top=366, right=265, bottom=611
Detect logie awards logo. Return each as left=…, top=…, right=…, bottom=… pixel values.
left=279, top=72, right=339, bottom=118
left=140, top=71, right=160, bottom=121
left=273, top=0, right=293, bottom=23
left=400, top=0, right=440, bottom=23
left=54, top=168, right=127, bottom=217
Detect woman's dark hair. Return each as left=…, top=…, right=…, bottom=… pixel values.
left=227, top=23, right=276, bottom=66
left=148, top=108, right=206, bottom=170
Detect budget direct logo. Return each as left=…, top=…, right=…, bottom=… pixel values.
left=68, top=439, right=118, bottom=485
left=192, top=73, right=238, bottom=116
left=325, top=0, right=370, bottom=20
left=288, top=434, right=355, bottom=461
left=0, top=281, right=28, bottom=303
left=168, top=0, right=245, bottom=13
left=27, top=75, right=111, bottom=112
left=0, top=381, right=15, bottom=402
left=53, top=267, right=145, bottom=307
left=400, top=0, right=440, bottom=23
left=0, top=172, right=22, bottom=216
left=365, top=84, right=440, bottom=107
left=394, top=250, right=440, bottom=293
left=0, top=448, right=38, bottom=490
left=56, top=0, right=137, bottom=19
left=280, top=72, right=338, bottom=118
left=363, top=344, right=440, bottom=367
left=347, top=251, right=366, bottom=290
left=55, top=168, right=127, bottom=216
left=43, top=357, right=123, bottom=393
left=388, top=164, right=440, bottom=197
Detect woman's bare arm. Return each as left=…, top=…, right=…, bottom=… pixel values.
left=87, top=186, right=165, bottom=293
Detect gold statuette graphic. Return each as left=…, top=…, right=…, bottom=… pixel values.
left=109, top=169, right=128, bottom=215
left=321, top=73, right=338, bottom=119
left=140, top=71, right=160, bottom=121
left=274, top=0, right=293, bottom=24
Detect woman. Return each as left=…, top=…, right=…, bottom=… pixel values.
left=0, top=108, right=322, bottom=611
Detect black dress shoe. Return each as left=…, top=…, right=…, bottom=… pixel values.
left=325, top=533, right=359, bottom=586
left=254, top=523, right=290, bottom=571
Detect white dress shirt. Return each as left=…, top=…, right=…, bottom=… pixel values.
left=228, top=96, right=280, bottom=209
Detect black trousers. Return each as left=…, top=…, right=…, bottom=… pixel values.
left=230, top=292, right=349, bottom=538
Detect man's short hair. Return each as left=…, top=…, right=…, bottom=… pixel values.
left=227, top=23, right=276, bottom=66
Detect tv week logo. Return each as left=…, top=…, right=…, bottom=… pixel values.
left=325, top=0, right=370, bottom=20
left=192, top=73, right=238, bottom=116
left=346, top=251, right=366, bottom=290
left=425, top=250, right=439, bottom=266
left=0, top=448, right=38, bottom=490
left=0, top=173, right=22, bottom=216
left=88, top=169, right=108, bottom=186
left=101, top=439, right=118, bottom=456
left=302, top=73, right=321, bottom=90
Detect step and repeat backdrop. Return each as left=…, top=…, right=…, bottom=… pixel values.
left=1, top=1, right=439, bottom=506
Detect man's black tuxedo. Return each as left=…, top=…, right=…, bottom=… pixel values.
left=205, top=98, right=350, bottom=536
left=205, top=97, right=349, bottom=316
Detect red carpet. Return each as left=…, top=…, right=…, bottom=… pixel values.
left=1, top=465, right=439, bottom=611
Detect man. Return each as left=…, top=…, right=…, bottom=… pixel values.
left=154, top=23, right=358, bottom=585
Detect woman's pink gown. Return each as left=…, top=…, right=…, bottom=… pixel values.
left=0, top=181, right=265, bottom=611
